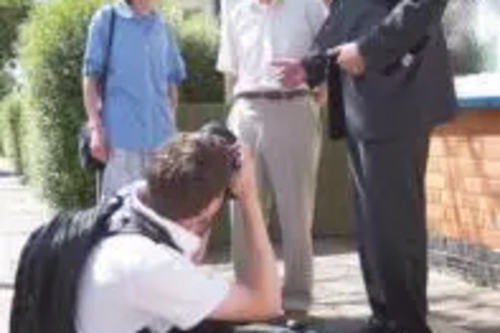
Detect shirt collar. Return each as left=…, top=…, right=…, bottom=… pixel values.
left=124, top=181, right=202, bottom=257
left=114, top=0, right=159, bottom=19
left=254, top=0, right=281, bottom=6
left=251, top=0, right=282, bottom=12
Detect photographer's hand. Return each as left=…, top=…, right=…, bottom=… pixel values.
left=229, top=145, right=258, bottom=203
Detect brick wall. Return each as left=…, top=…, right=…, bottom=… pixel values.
left=427, top=109, right=500, bottom=285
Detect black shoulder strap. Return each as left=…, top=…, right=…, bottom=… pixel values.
left=101, top=8, right=116, bottom=93
left=121, top=212, right=183, bottom=253
left=105, top=197, right=183, bottom=253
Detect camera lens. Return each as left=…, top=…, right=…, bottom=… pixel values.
left=199, top=121, right=237, bottom=145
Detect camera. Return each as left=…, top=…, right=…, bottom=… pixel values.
left=199, top=120, right=237, bottom=145
left=199, top=121, right=241, bottom=199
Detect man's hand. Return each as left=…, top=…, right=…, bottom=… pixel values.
left=329, top=42, right=366, bottom=77
left=83, top=77, right=108, bottom=162
left=270, top=58, right=307, bottom=89
left=89, top=124, right=108, bottom=163
left=312, top=83, right=328, bottom=108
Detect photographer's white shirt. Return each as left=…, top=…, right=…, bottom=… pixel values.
left=76, top=182, right=229, bottom=333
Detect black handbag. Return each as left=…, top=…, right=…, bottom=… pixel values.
left=78, top=125, right=105, bottom=170
left=79, top=9, right=116, bottom=171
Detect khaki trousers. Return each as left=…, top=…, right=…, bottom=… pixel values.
left=227, top=96, right=322, bottom=311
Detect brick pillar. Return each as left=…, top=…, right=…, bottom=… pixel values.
left=427, top=109, right=500, bottom=286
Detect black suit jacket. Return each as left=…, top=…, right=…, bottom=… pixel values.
left=305, top=0, right=457, bottom=140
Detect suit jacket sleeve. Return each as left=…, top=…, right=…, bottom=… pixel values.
left=357, top=0, right=450, bottom=71
left=302, top=53, right=329, bottom=89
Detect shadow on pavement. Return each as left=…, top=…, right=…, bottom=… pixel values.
left=313, top=237, right=356, bottom=257
left=314, top=316, right=366, bottom=332
left=0, top=169, right=16, bottom=178
left=236, top=316, right=366, bottom=333
left=206, top=237, right=357, bottom=265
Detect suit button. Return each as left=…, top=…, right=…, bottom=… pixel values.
left=401, top=54, right=414, bottom=67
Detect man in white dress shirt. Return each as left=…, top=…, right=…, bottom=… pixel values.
left=217, top=0, right=328, bottom=327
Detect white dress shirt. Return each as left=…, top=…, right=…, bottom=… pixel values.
left=217, top=0, right=328, bottom=95
left=76, top=182, right=229, bottom=333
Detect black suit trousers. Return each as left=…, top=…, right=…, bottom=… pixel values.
left=346, top=133, right=432, bottom=333
left=170, top=321, right=235, bottom=333
left=138, top=321, right=234, bottom=333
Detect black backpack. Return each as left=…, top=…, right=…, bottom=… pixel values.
left=9, top=196, right=180, bottom=333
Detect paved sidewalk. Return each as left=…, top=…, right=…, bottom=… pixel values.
left=1, top=157, right=499, bottom=333
left=208, top=243, right=500, bottom=333
left=0, top=159, right=52, bottom=286
left=0, top=158, right=51, bottom=333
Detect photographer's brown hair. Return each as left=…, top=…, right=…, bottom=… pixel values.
left=146, top=133, right=236, bottom=221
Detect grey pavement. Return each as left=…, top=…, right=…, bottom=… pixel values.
left=0, top=159, right=52, bottom=285
left=1, top=157, right=500, bottom=333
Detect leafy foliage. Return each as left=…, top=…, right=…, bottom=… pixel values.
left=172, top=12, right=223, bottom=103
left=0, top=0, right=32, bottom=101
left=17, top=0, right=104, bottom=208
left=0, top=92, right=24, bottom=171
left=0, top=0, right=31, bottom=69
left=16, top=0, right=224, bottom=208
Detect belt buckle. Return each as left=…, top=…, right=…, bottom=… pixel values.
left=269, top=91, right=285, bottom=100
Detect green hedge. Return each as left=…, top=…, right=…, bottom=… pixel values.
left=160, top=0, right=224, bottom=103
left=174, top=13, right=223, bottom=103
left=18, top=0, right=106, bottom=208
left=0, top=0, right=32, bottom=72
left=17, top=0, right=224, bottom=209
left=0, top=92, right=24, bottom=172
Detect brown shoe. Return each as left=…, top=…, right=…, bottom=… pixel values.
left=285, top=310, right=309, bottom=321
left=284, top=310, right=312, bottom=331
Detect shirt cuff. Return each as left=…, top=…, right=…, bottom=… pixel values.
left=216, top=59, right=237, bottom=75
left=82, top=60, right=104, bottom=78
left=169, top=70, right=187, bottom=85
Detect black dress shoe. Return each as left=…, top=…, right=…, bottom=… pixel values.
left=267, top=313, right=318, bottom=332
left=356, top=316, right=399, bottom=333
left=284, top=318, right=311, bottom=332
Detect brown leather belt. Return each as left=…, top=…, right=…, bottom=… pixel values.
left=236, top=90, right=310, bottom=101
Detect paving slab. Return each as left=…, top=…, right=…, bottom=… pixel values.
left=1, top=158, right=499, bottom=333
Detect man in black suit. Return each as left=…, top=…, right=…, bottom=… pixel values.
left=273, top=0, right=457, bottom=332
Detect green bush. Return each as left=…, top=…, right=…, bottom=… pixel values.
left=0, top=92, right=24, bottom=172
left=0, top=0, right=32, bottom=72
left=0, top=101, right=3, bottom=157
left=177, top=103, right=226, bottom=131
left=17, top=0, right=224, bottom=209
left=0, top=125, right=3, bottom=157
left=17, top=0, right=104, bottom=208
left=163, top=5, right=226, bottom=129
left=173, top=13, right=224, bottom=103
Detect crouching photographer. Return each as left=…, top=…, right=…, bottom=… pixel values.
left=78, top=123, right=282, bottom=333
left=10, top=122, right=281, bottom=333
